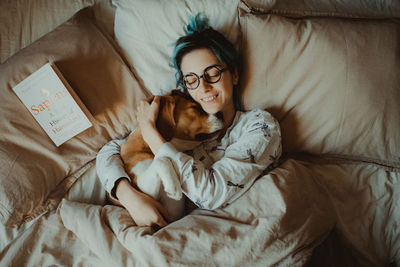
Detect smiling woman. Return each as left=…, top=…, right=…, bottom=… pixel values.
left=95, top=13, right=282, bottom=228
left=180, top=48, right=238, bottom=131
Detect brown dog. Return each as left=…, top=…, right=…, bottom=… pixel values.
left=117, top=90, right=222, bottom=220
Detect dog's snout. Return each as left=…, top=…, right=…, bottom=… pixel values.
left=208, top=114, right=224, bottom=132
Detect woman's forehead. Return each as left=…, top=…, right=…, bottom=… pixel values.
left=180, top=48, right=222, bottom=74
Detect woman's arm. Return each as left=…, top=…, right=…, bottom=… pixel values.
left=95, top=129, right=171, bottom=227
left=96, top=94, right=165, bottom=194
left=96, top=95, right=172, bottom=227
left=96, top=136, right=131, bottom=195
left=155, top=109, right=282, bottom=210
left=136, top=96, right=166, bottom=154
left=116, top=179, right=171, bottom=227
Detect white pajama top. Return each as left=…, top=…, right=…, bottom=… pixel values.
left=96, top=109, right=282, bottom=210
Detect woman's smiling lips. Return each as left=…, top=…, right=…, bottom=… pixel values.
left=201, top=94, right=218, bottom=103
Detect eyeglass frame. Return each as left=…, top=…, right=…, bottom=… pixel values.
left=180, top=64, right=229, bottom=90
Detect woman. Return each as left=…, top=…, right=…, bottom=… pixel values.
left=96, top=14, right=282, bottom=228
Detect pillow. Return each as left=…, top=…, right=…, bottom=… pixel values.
left=0, top=0, right=90, bottom=64
left=0, top=0, right=116, bottom=64
left=306, top=162, right=400, bottom=266
left=239, top=11, right=400, bottom=166
left=0, top=8, right=148, bottom=227
left=112, top=0, right=241, bottom=95
left=242, top=0, right=400, bottom=19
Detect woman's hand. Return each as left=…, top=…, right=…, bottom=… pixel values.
left=136, top=96, right=166, bottom=154
left=136, top=96, right=160, bottom=134
left=116, top=179, right=171, bottom=228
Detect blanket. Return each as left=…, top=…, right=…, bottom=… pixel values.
left=4, top=157, right=398, bottom=266
left=0, top=159, right=337, bottom=266
left=57, top=159, right=335, bottom=266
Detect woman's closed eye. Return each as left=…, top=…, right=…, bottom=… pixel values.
left=205, top=68, right=220, bottom=78
left=185, top=75, right=197, bottom=85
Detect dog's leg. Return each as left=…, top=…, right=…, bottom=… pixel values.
left=152, top=157, right=182, bottom=200
left=136, top=158, right=182, bottom=201
left=135, top=159, right=162, bottom=199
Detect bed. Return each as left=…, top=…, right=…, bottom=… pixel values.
left=0, top=0, right=399, bottom=266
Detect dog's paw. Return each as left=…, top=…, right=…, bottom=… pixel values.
left=165, top=184, right=182, bottom=200
left=154, top=157, right=182, bottom=200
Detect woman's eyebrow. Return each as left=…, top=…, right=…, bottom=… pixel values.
left=184, top=63, right=222, bottom=75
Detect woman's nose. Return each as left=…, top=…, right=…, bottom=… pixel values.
left=197, top=78, right=212, bottom=92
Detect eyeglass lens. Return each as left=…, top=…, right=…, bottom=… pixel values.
left=183, top=65, right=224, bottom=90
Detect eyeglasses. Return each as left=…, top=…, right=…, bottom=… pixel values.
left=181, top=64, right=228, bottom=90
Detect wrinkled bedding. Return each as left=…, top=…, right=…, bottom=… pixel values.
left=1, top=158, right=398, bottom=266
left=1, top=159, right=335, bottom=266
left=1, top=0, right=400, bottom=266
left=58, top=161, right=333, bottom=266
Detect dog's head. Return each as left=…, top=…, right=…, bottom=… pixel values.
left=157, top=90, right=223, bottom=141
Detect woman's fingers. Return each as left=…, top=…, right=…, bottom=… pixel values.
left=154, top=212, right=168, bottom=228
left=136, top=96, right=160, bottom=120
left=152, top=95, right=161, bottom=106
left=147, top=96, right=160, bottom=115
left=145, top=95, right=155, bottom=103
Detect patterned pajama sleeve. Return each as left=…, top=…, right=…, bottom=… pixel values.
left=96, top=135, right=131, bottom=194
left=155, top=110, right=282, bottom=210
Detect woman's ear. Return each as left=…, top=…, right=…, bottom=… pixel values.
left=232, top=67, right=239, bottom=85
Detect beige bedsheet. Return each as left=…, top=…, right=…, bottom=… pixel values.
left=1, top=158, right=335, bottom=266
left=1, top=1, right=399, bottom=266
left=1, top=157, right=398, bottom=266
left=0, top=0, right=115, bottom=64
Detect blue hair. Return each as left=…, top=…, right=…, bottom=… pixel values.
left=186, top=13, right=209, bottom=34
left=171, top=13, right=241, bottom=109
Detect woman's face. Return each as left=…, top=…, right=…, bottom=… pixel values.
left=180, top=48, right=238, bottom=116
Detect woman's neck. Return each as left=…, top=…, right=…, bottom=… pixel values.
left=217, top=104, right=236, bottom=140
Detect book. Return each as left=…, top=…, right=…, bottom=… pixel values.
left=12, top=62, right=93, bottom=147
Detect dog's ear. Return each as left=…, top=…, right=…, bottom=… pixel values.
left=169, top=89, right=192, bottom=101
left=157, top=95, right=176, bottom=141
